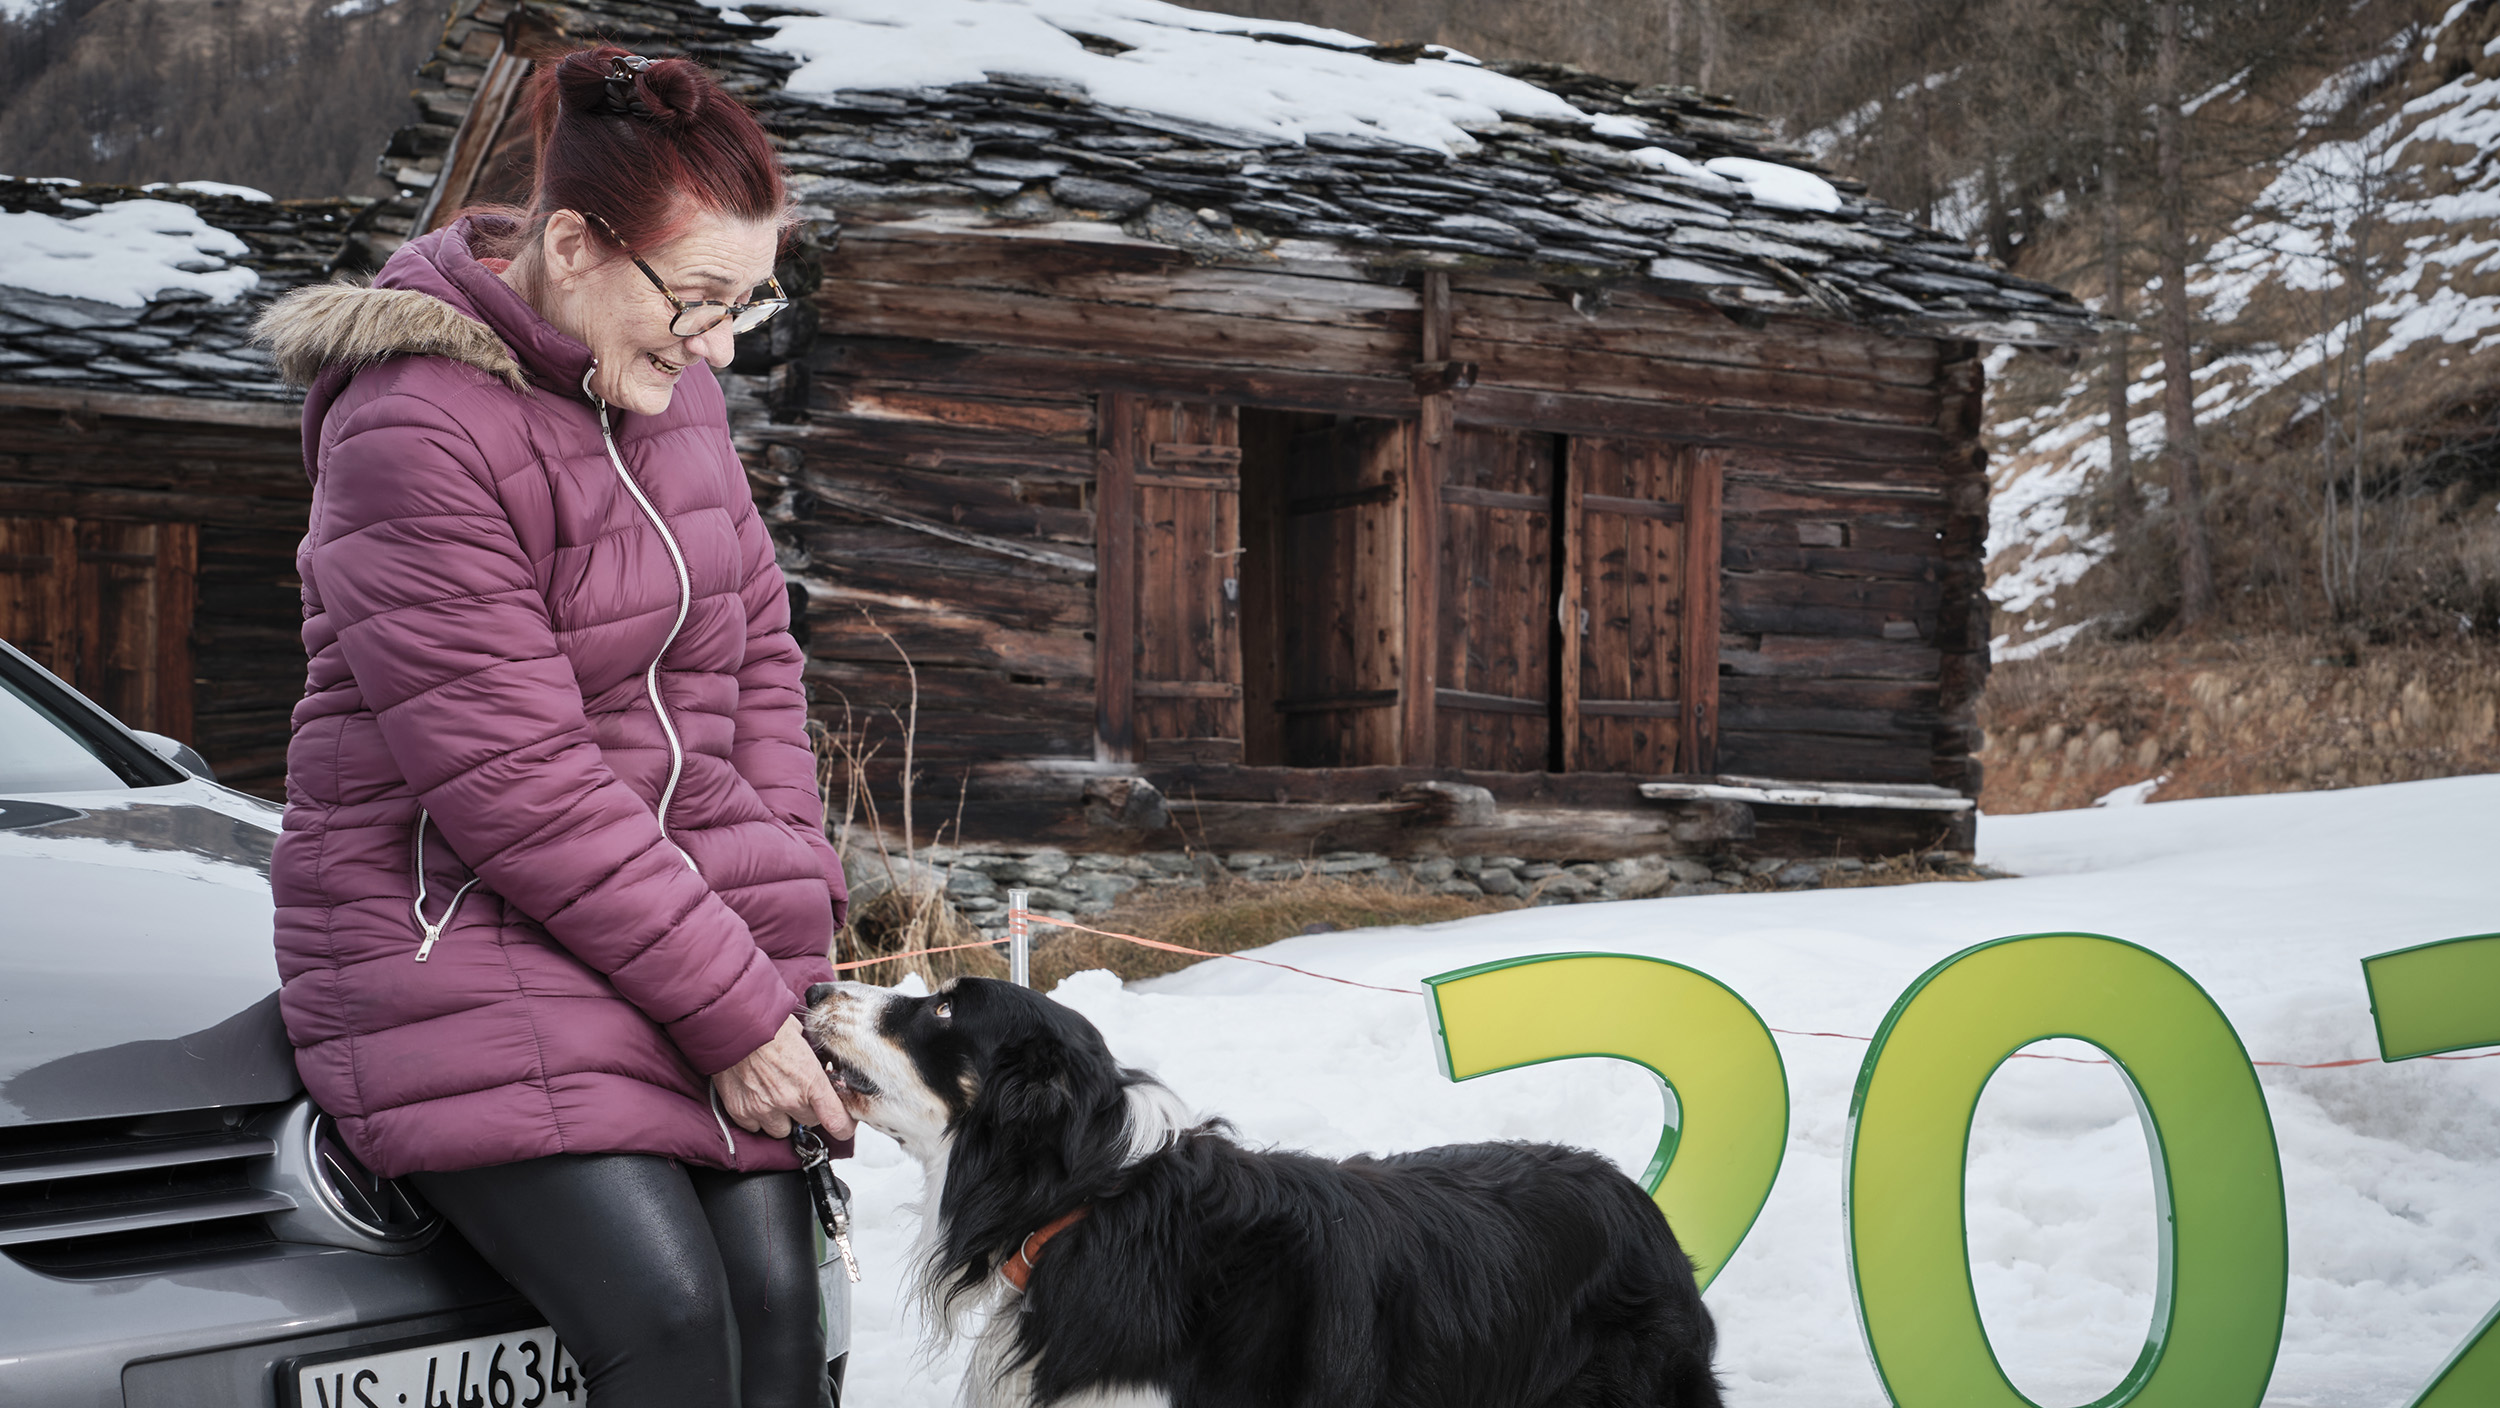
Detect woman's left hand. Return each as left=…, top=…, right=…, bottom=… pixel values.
left=713, top=1016, right=857, bottom=1141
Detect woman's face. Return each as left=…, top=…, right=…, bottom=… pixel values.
left=524, top=207, right=781, bottom=416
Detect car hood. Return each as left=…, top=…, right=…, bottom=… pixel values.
left=0, top=783, right=298, bottom=1126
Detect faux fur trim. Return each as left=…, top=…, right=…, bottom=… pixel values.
left=252, top=282, right=528, bottom=391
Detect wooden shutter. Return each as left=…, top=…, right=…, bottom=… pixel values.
left=1273, top=416, right=1406, bottom=768
left=1435, top=428, right=1557, bottom=771
left=1096, top=397, right=1244, bottom=764
left=0, top=516, right=197, bottom=739
left=1560, top=440, right=1720, bottom=775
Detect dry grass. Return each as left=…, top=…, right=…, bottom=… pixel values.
left=1027, top=875, right=1520, bottom=989
left=834, top=884, right=1008, bottom=989
left=1978, top=634, right=2500, bottom=813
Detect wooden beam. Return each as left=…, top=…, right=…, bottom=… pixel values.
left=1557, top=438, right=1586, bottom=770
left=1680, top=450, right=1724, bottom=774
left=1093, top=393, right=1137, bottom=763
left=415, top=38, right=528, bottom=235
left=0, top=387, right=301, bottom=430
left=1639, top=778, right=1973, bottom=812
left=1404, top=271, right=1451, bottom=767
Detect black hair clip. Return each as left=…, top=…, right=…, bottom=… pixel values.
left=602, top=54, right=655, bottom=118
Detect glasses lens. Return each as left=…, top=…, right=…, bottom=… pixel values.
left=671, top=304, right=730, bottom=339
left=729, top=299, right=787, bottom=335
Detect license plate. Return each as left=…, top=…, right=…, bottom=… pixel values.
left=292, top=1325, right=585, bottom=1408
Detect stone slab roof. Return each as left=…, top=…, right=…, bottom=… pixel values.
left=0, top=178, right=368, bottom=406
left=368, top=0, right=2093, bottom=347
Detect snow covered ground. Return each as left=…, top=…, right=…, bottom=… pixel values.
left=832, top=774, right=2500, bottom=1407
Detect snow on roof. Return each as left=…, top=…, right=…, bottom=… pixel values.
left=0, top=197, right=258, bottom=308
left=757, top=0, right=1590, bottom=153
left=0, top=179, right=366, bottom=403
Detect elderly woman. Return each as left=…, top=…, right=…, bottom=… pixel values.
left=260, top=47, right=851, bottom=1408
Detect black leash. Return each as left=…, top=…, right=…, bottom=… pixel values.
left=791, top=1125, right=860, bottom=1283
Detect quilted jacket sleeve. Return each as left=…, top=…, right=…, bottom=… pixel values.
left=313, top=388, right=795, bottom=1075
left=727, top=501, right=850, bottom=927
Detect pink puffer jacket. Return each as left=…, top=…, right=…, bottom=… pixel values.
left=263, top=219, right=846, bottom=1178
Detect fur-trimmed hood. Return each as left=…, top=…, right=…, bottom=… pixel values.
left=262, top=218, right=603, bottom=481
left=254, top=282, right=527, bottom=393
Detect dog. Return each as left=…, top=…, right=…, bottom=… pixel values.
left=802, top=976, right=1722, bottom=1408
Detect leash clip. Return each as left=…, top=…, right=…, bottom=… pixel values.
left=792, top=1125, right=861, bottom=1283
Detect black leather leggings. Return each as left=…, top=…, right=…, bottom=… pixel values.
left=411, top=1154, right=833, bottom=1408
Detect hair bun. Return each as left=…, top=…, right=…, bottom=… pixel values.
left=553, top=47, right=704, bottom=131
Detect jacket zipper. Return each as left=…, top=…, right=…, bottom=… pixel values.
left=411, top=810, right=481, bottom=962
left=585, top=365, right=698, bottom=873
left=586, top=368, right=736, bottom=1168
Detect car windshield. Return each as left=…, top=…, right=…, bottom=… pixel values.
left=0, top=670, right=134, bottom=794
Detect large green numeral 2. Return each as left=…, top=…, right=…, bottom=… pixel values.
left=1847, top=933, right=2288, bottom=1408
left=2366, top=932, right=2500, bottom=1407
left=1423, top=952, right=1789, bottom=1290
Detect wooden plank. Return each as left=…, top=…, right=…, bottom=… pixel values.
left=1681, top=451, right=1722, bottom=775
left=1557, top=439, right=1585, bottom=771
left=1639, top=779, right=1972, bottom=811
left=1459, top=386, right=1945, bottom=464
left=156, top=522, right=197, bottom=744
left=1134, top=680, right=1242, bottom=699
left=1092, top=393, right=1137, bottom=763
left=1404, top=270, right=1452, bottom=769
left=1582, top=699, right=1683, bottom=719
left=1448, top=276, right=1942, bottom=387
left=0, top=386, right=302, bottom=430
left=1440, top=484, right=1545, bottom=512
left=1149, top=443, right=1244, bottom=466
left=1135, top=472, right=1239, bottom=491
left=828, top=279, right=1415, bottom=375
left=1454, top=337, right=1940, bottom=426
left=1584, top=493, right=1685, bottom=523
left=1436, top=688, right=1545, bottom=717
left=1275, top=690, right=1399, bottom=714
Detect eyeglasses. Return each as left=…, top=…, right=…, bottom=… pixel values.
left=588, top=213, right=789, bottom=339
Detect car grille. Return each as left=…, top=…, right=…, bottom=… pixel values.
left=0, top=1107, right=290, bottom=1272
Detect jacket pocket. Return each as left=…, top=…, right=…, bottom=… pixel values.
left=410, top=809, right=484, bottom=962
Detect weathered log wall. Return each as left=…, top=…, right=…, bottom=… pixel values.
left=0, top=396, right=308, bottom=798
left=738, top=220, right=1983, bottom=856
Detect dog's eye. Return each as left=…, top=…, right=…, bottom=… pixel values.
left=931, top=1000, right=951, bottom=1022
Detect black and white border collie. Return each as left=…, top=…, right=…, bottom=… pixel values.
left=802, top=976, right=1722, bottom=1408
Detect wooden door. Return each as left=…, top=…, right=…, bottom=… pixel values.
left=1273, top=417, right=1406, bottom=767
left=1095, top=397, right=1244, bottom=764
left=1560, top=440, right=1721, bottom=775
left=1435, top=428, right=1558, bottom=771
left=0, top=516, right=197, bottom=740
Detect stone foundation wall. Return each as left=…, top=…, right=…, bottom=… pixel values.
left=844, top=844, right=1979, bottom=938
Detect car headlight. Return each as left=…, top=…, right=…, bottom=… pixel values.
left=252, top=1099, right=440, bottom=1253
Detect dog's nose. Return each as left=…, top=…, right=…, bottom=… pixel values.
left=805, top=982, right=836, bottom=1007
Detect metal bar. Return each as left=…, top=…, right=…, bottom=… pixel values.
left=1007, top=888, right=1032, bottom=988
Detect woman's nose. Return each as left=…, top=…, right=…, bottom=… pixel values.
left=685, top=318, right=738, bottom=368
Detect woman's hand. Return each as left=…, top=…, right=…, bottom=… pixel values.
left=713, top=1016, right=855, bottom=1141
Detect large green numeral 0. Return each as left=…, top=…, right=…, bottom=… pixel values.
left=1423, top=952, right=1789, bottom=1290
left=2366, top=933, right=2500, bottom=1407
left=1847, top=933, right=2287, bottom=1408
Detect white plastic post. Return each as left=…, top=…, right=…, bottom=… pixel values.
left=1006, top=889, right=1031, bottom=988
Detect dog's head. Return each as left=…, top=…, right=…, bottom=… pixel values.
left=803, top=976, right=1186, bottom=1311
left=801, top=976, right=1133, bottom=1152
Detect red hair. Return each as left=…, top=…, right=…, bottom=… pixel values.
left=478, top=46, right=786, bottom=256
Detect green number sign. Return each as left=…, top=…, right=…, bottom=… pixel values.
left=1423, top=951, right=1788, bottom=1290
left=2365, top=933, right=2500, bottom=1408
left=1846, top=933, right=2287, bottom=1408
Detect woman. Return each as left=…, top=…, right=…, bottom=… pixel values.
left=260, top=47, right=852, bottom=1408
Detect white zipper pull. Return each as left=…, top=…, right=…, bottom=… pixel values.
left=410, top=810, right=482, bottom=962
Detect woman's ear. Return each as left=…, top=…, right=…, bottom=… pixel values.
left=541, top=210, right=594, bottom=287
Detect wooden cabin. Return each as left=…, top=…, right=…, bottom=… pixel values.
left=2, top=0, right=2096, bottom=868
left=0, top=180, right=364, bottom=795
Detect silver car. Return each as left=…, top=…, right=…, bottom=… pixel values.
left=0, top=637, right=850, bottom=1405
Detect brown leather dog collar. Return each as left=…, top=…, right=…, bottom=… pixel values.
left=1000, top=1207, right=1090, bottom=1292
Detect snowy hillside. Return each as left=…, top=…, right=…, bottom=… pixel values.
left=830, top=774, right=2500, bottom=1407
left=1986, top=0, right=2500, bottom=652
